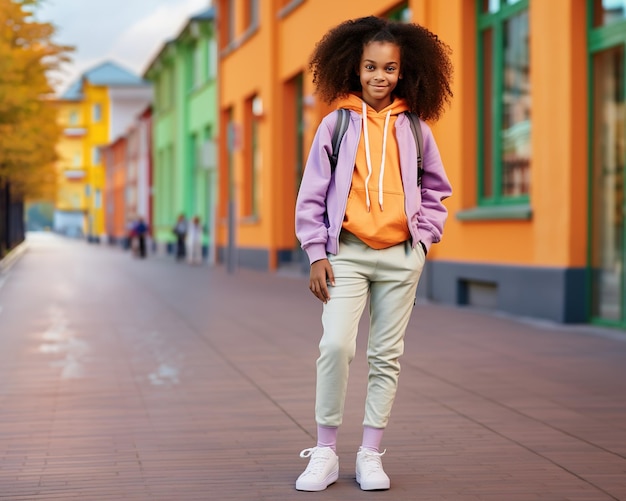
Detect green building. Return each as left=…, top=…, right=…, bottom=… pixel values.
left=144, top=7, right=218, bottom=260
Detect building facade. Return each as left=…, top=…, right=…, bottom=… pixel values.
left=216, top=0, right=625, bottom=326
left=215, top=0, right=428, bottom=272
left=102, top=135, right=128, bottom=244
left=53, top=61, right=152, bottom=241
left=144, top=7, right=218, bottom=260
left=134, top=107, right=154, bottom=238
left=102, top=106, right=154, bottom=248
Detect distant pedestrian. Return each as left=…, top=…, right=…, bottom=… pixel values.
left=186, top=216, right=203, bottom=265
left=294, top=16, right=453, bottom=492
left=172, top=214, right=187, bottom=261
left=124, top=218, right=133, bottom=251
left=127, top=218, right=138, bottom=255
left=134, top=217, right=149, bottom=259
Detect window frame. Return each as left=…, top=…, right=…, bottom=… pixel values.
left=243, top=0, right=259, bottom=31
left=476, top=0, right=530, bottom=209
left=277, top=0, right=305, bottom=18
left=219, top=0, right=259, bottom=55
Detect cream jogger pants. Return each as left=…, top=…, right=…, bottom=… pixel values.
left=315, top=231, right=426, bottom=429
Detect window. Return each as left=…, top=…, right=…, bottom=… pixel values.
left=243, top=0, right=259, bottom=31
left=228, top=0, right=235, bottom=45
left=168, top=66, right=176, bottom=107
left=588, top=0, right=626, bottom=324
left=219, top=0, right=258, bottom=49
left=243, top=95, right=260, bottom=217
left=73, top=152, right=81, bottom=167
left=160, top=73, right=167, bottom=110
left=154, top=80, right=162, bottom=113
left=69, top=110, right=78, bottom=125
left=202, top=126, right=216, bottom=169
left=94, top=189, right=102, bottom=209
left=224, top=107, right=235, bottom=220
left=190, top=41, right=203, bottom=90
left=593, top=0, right=626, bottom=26
left=477, top=0, right=530, bottom=205
left=207, top=39, right=217, bottom=81
left=194, top=42, right=204, bottom=87
left=92, top=103, right=102, bottom=123
left=386, top=1, right=411, bottom=22
left=160, top=66, right=175, bottom=109
left=92, top=146, right=101, bottom=165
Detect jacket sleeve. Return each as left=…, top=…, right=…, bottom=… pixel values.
left=417, top=122, right=452, bottom=250
left=295, top=113, right=336, bottom=264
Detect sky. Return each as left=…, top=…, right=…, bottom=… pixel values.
left=36, top=0, right=211, bottom=95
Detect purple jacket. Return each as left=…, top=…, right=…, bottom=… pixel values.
left=295, top=109, right=452, bottom=265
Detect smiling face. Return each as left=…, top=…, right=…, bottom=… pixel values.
left=358, top=41, right=402, bottom=112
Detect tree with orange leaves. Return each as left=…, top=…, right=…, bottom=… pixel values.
left=0, top=0, right=72, bottom=199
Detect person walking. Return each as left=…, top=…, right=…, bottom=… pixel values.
left=294, top=16, right=453, bottom=492
left=134, top=217, right=148, bottom=259
left=172, top=214, right=187, bottom=261
left=127, top=217, right=138, bottom=256
left=186, top=215, right=203, bottom=265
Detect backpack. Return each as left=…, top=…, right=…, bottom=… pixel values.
left=328, top=108, right=424, bottom=186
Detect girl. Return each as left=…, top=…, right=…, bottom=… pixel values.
left=185, top=215, right=203, bottom=265
left=294, top=16, right=453, bottom=492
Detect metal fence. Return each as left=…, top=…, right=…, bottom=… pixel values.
left=0, top=180, right=25, bottom=257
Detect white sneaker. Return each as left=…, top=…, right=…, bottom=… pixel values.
left=295, top=446, right=339, bottom=491
left=356, top=447, right=390, bottom=490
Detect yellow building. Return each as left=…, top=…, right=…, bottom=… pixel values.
left=54, top=97, right=89, bottom=236
left=217, top=0, right=626, bottom=325
left=53, top=61, right=152, bottom=240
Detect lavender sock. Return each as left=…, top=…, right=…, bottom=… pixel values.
left=361, top=426, right=384, bottom=452
left=317, top=424, right=338, bottom=452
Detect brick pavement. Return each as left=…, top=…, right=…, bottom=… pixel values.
left=0, top=233, right=625, bottom=500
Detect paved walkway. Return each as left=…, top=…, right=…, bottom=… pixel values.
left=0, top=233, right=625, bottom=500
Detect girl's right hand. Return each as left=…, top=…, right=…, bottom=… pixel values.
left=309, top=259, right=335, bottom=303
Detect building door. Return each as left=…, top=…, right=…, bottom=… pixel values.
left=589, top=1, right=626, bottom=324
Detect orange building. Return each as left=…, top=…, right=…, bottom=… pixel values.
left=101, top=106, right=154, bottom=248
left=216, top=0, right=626, bottom=325
left=102, top=136, right=128, bottom=245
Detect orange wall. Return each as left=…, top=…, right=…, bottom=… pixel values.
left=218, top=0, right=589, bottom=270
left=111, top=140, right=128, bottom=239
left=218, top=0, right=433, bottom=269
left=433, top=0, right=588, bottom=268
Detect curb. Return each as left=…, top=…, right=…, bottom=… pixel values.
left=0, top=240, right=28, bottom=274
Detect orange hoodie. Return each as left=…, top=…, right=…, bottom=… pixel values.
left=337, top=93, right=411, bottom=249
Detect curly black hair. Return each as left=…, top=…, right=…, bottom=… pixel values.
left=309, top=16, right=453, bottom=122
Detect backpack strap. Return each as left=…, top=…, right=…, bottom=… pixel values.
left=404, top=111, right=424, bottom=186
left=328, top=108, right=350, bottom=174
left=330, top=109, right=424, bottom=186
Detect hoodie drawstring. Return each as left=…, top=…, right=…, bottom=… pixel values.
left=362, top=101, right=391, bottom=212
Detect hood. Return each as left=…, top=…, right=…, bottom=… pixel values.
left=336, top=93, right=409, bottom=116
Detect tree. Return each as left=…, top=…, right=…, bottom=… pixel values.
left=0, top=0, right=72, bottom=199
